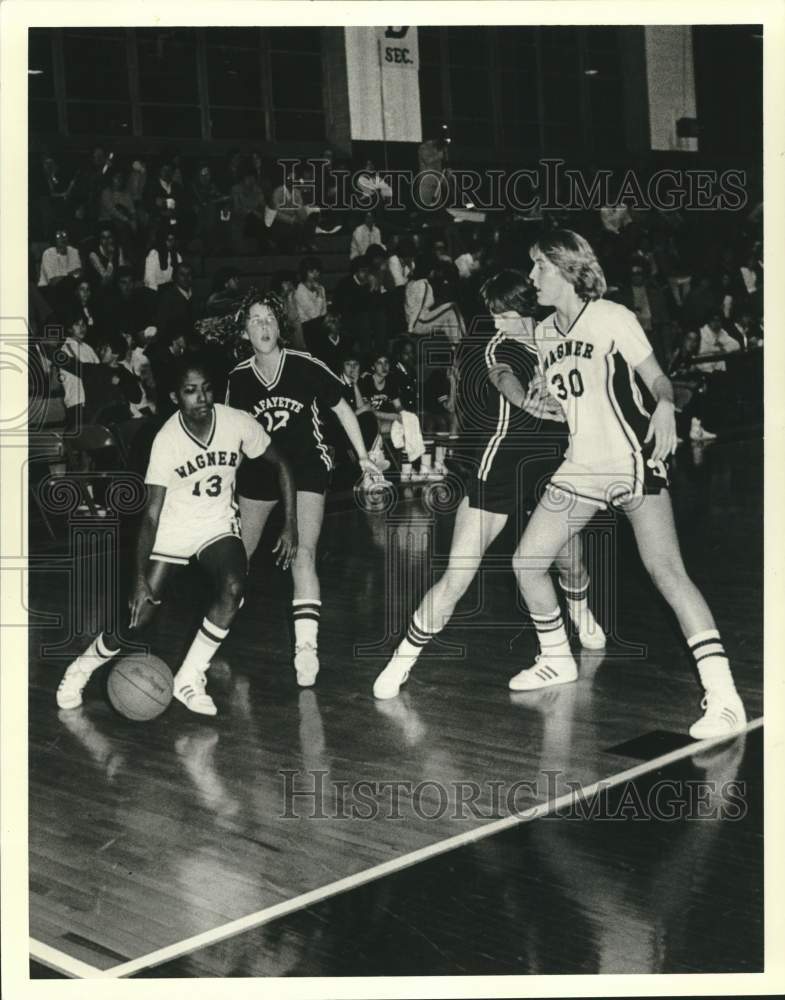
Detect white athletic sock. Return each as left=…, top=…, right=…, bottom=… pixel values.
left=179, top=618, right=229, bottom=676
left=688, top=629, right=737, bottom=694
left=531, top=607, right=573, bottom=659
left=395, top=612, right=442, bottom=662
left=79, top=633, right=121, bottom=675
left=293, top=599, right=321, bottom=649
left=559, top=578, right=590, bottom=626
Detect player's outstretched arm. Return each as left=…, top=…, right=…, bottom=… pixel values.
left=331, top=397, right=381, bottom=476
left=129, top=485, right=165, bottom=627
left=636, top=352, right=678, bottom=463
left=262, top=442, right=298, bottom=569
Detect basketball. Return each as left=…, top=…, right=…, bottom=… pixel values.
left=107, top=654, right=174, bottom=721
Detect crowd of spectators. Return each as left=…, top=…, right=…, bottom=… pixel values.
left=28, top=142, right=764, bottom=517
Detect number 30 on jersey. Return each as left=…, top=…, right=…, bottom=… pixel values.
left=550, top=369, right=585, bottom=401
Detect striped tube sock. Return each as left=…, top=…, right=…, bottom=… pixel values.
left=180, top=618, right=230, bottom=676
left=530, top=607, right=572, bottom=658
left=395, top=612, right=441, bottom=661
left=293, top=598, right=321, bottom=649
left=80, top=632, right=121, bottom=675
left=688, top=629, right=736, bottom=693
left=559, top=577, right=589, bottom=621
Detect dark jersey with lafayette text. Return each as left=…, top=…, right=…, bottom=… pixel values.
left=226, top=349, right=344, bottom=470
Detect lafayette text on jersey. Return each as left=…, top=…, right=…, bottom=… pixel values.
left=226, top=350, right=344, bottom=470
left=534, top=298, right=655, bottom=466
left=145, top=403, right=271, bottom=525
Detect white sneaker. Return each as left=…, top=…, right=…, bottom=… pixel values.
left=294, top=644, right=319, bottom=687
left=508, top=654, right=578, bottom=691
left=373, top=655, right=414, bottom=700
left=574, top=611, right=606, bottom=650
left=56, top=659, right=96, bottom=709
left=690, top=418, right=718, bottom=442
left=173, top=667, right=218, bottom=716
left=688, top=690, right=746, bottom=740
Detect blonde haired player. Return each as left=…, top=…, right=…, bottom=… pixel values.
left=56, top=356, right=297, bottom=717
left=510, top=229, right=745, bottom=739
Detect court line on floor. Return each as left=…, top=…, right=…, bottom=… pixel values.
left=29, top=938, right=105, bottom=979
left=91, top=715, right=763, bottom=979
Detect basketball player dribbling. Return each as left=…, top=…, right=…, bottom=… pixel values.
left=225, top=290, right=381, bottom=688
left=511, top=230, right=746, bottom=739
left=56, top=356, right=298, bottom=717
left=373, top=270, right=606, bottom=700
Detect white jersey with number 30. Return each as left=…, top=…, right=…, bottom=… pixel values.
left=534, top=299, right=654, bottom=466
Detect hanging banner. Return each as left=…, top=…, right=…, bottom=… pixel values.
left=645, top=26, right=698, bottom=152
left=345, top=26, right=422, bottom=142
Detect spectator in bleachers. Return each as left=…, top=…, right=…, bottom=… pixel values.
left=294, top=256, right=327, bottom=329
left=86, top=331, right=144, bottom=426
left=155, top=261, right=196, bottom=343
left=359, top=352, right=403, bottom=432
left=422, top=358, right=457, bottom=435
left=681, top=275, right=716, bottom=330
left=231, top=168, right=267, bottom=252
left=738, top=248, right=763, bottom=318
left=31, top=153, right=76, bottom=238
left=99, top=170, right=138, bottom=253
left=387, top=236, right=417, bottom=288
left=668, top=328, right=717, bottom=443
left=391, top=337, right=419, bottom=413
left=99, top=266, right=156, bottom=341
left=191, top=163, right=230, bottom=253
left=697, top=311, right=741, bottom=373
left=205, top=266, right=244, bottom=318
left=72, top=278, right=99, bottom=340
left=454, top=243, right=483, bottom=280
left=728, top=309, right=763, bottom=351
left=350, top=211, right=384, bottom=260
left=269, top=164, right=311, bottom=253
left=429, top=234, right=453, bottom=264
left=615, top=259, right=671, bottom=365
left=145, top=327, right=189, bottom=418
left=38, top=228, right=82, bottom=288
left=356, top=159, right=394, bottom=209
left=339, top=353, right=378, bottom=452
left=304, top=311, right=347, bottom=375
left=58, top=313, right=99, bottom=429
left=270, top=269, right=306, bottom=351
left=144, top=229, right=182, bottom=291
left=146, top=160, right=182, bottom=232
left=405, top=255, right=465, bottom=345
left=87, top=227, right=125, bottom=290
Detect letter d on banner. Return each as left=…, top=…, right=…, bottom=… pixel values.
left=345, top=27, right=422, bottom=142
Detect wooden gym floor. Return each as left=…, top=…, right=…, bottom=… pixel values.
left=27, top=435, right=763, bottom=978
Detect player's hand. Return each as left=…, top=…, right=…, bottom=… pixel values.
left=128, top=579, right=161, bottom=629
left=359, top=455, right=382, bottom=478
left=522, top=375, right=565, bottom=422
left=273, top=522, right=298, bottom=570
left=645, top=399, right=678, bottom=462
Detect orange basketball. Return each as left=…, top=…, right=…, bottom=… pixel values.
left=107, top=654, right=174, bottom=721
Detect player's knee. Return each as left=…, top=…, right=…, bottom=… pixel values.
left=220, top=574, right=245, bottom=607
left=440, top=569, right=469, bottom=603
left=511, top=546, right=545, bottom=578
left=292, top=544, right=316, bottom=569
left=645, top=556, right=688, bottom=594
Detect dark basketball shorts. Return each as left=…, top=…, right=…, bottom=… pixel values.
left=237, top=452, right=331, bottom=501
left=465, top=446, right=561, bottom=517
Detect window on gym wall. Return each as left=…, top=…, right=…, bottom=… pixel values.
left=136, top=28, right=202, bottom=138
left=540, top=26, right=583, bottom=158
left=497, top=26, right=541, bottom=157
left=268, top=27, right=325, bottom=141
left=28, top=28, right=58, bottom=134
left=584, top=27, right=625, bottom=155
left=445, top=27, right=494, bottom=148
left=205, top=28, right=266, bottom=140
left=62, top=28, right=132, bottom=136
